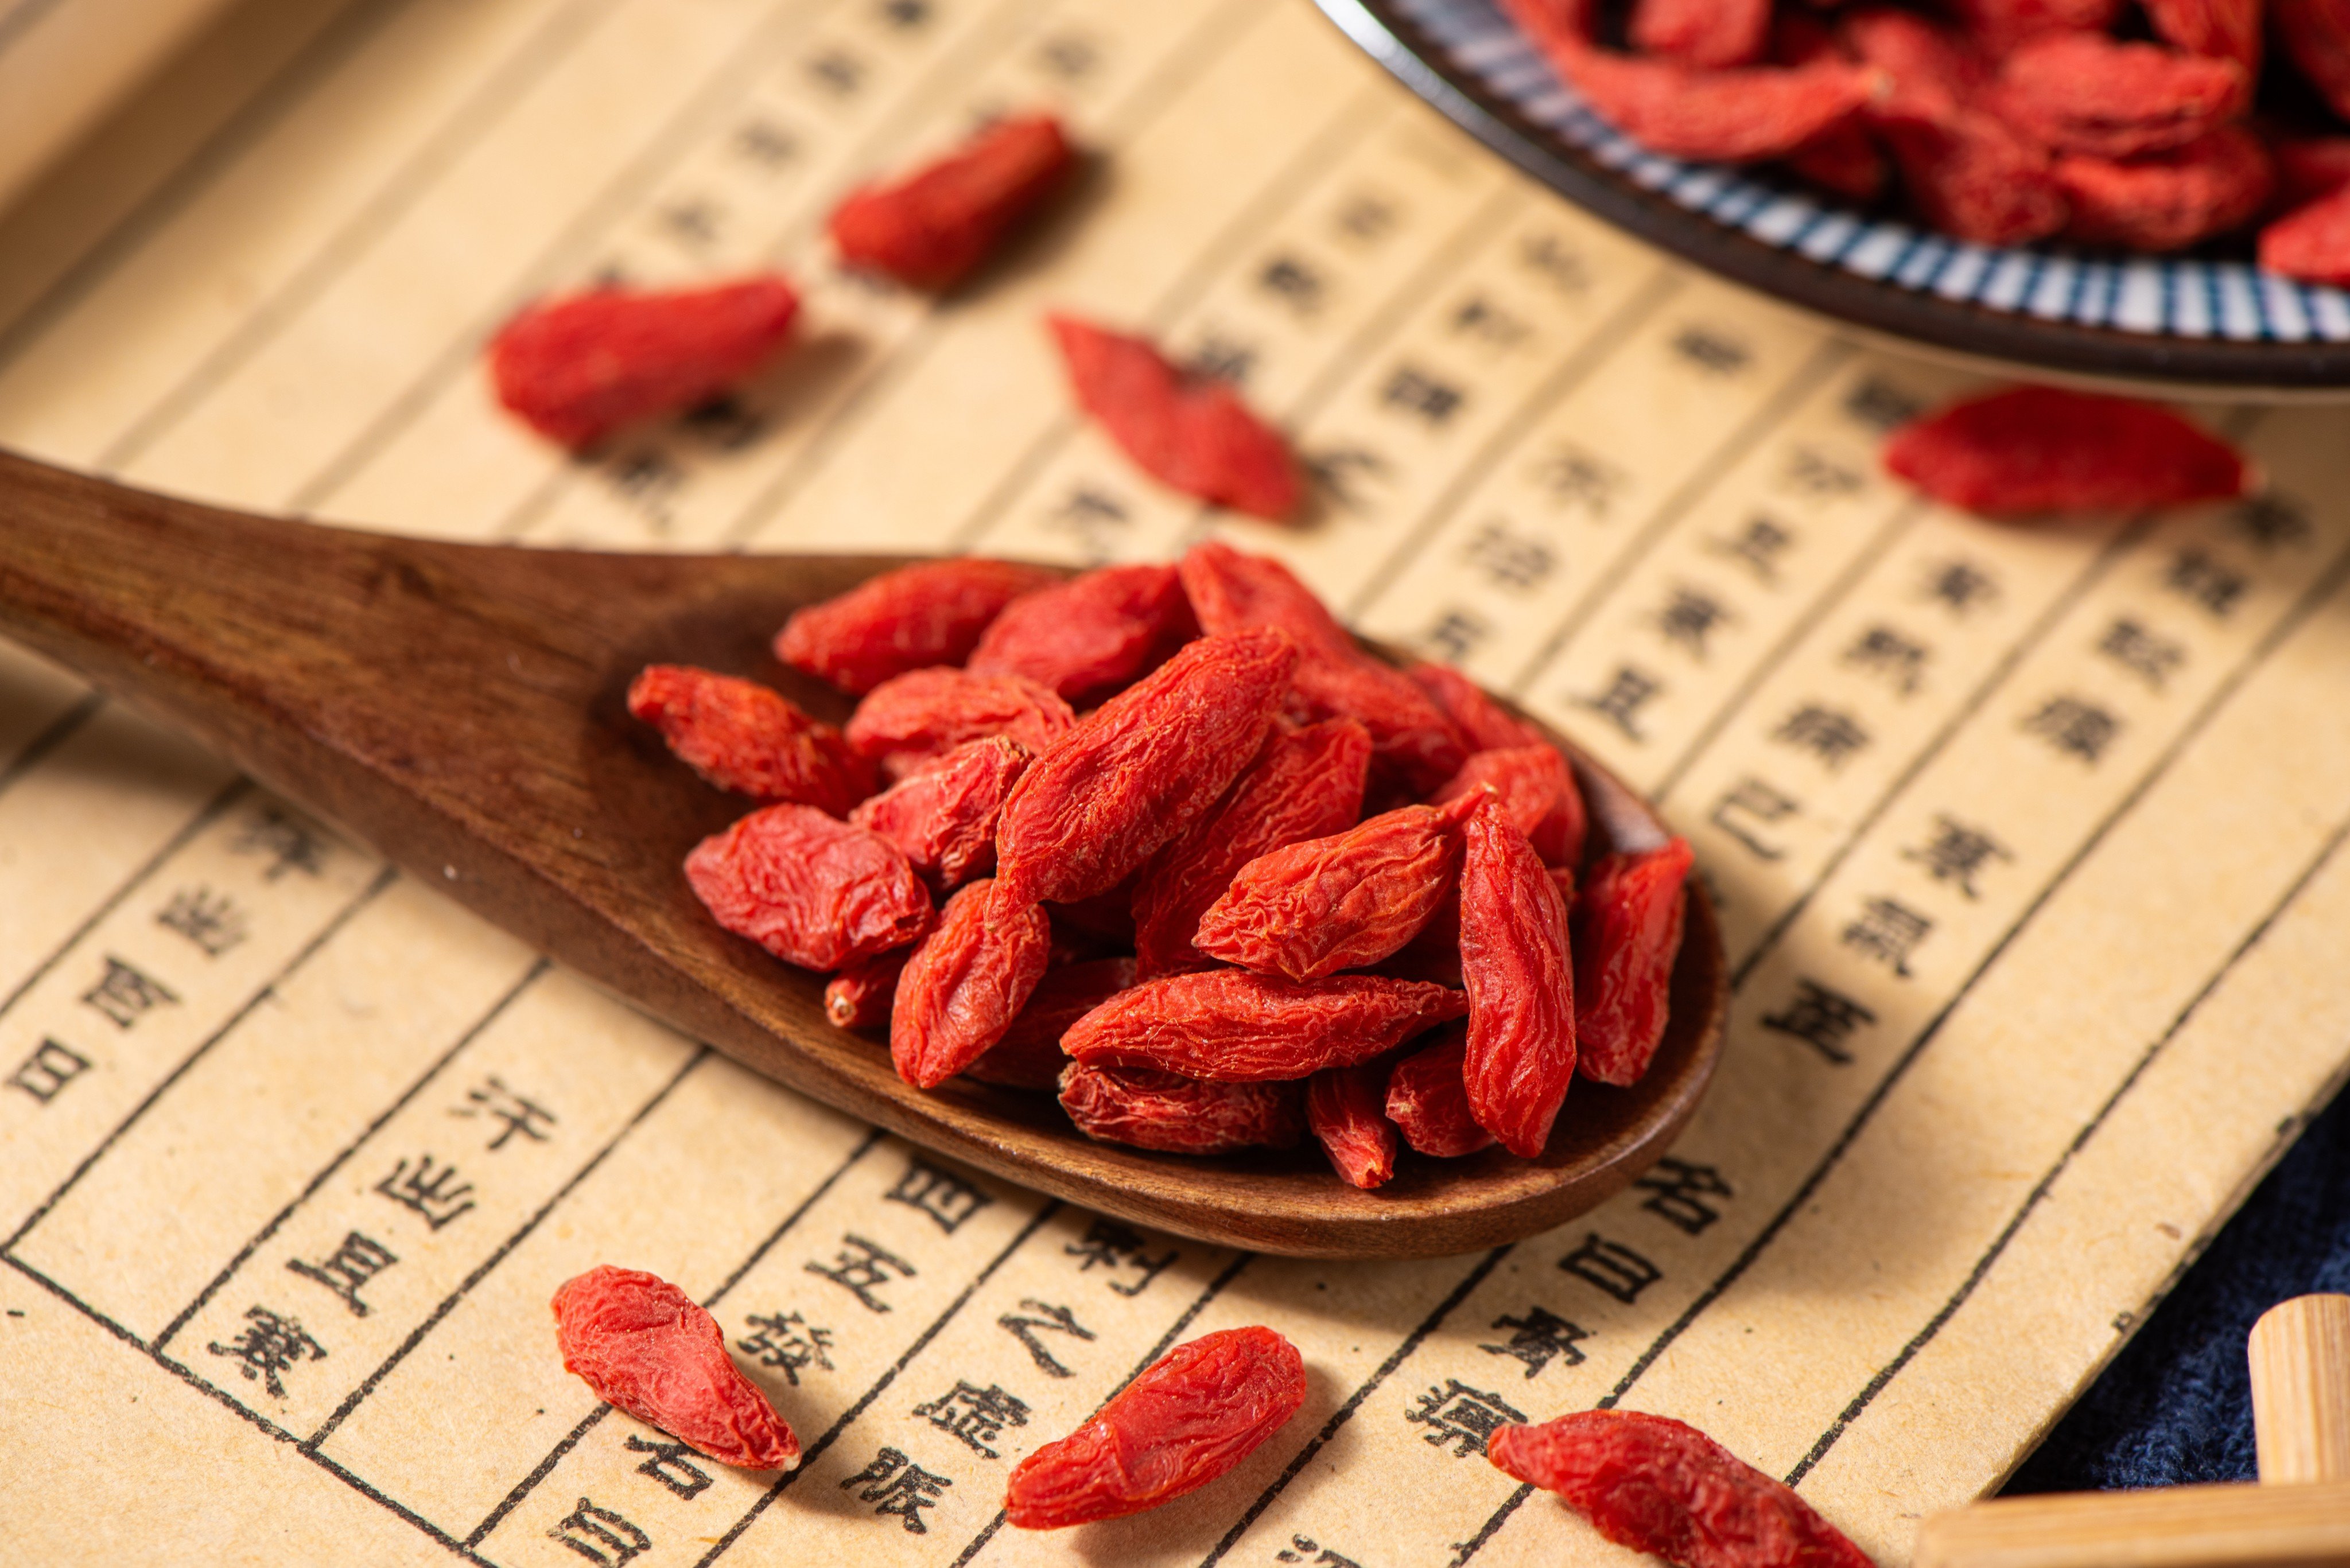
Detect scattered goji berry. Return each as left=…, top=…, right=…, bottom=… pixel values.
left=1048, top=316, right=1300, bottom=520
left=1883, top=384, right=2250, bottom=516
left=993, top=628, right=1299, bottom=912
left=686, top=804, right=932, bottom=971
left=829, top=114, right=1074, bottom=290
left=1434, top=745, right=1587, bottom=869
left=2260, top=180, right=2350, bottom=281
left=489, top=277, right=799, bottom=449
left=1058, top=1062, right=1304, bottom=1153
left=2144, top=0, right=2263, bottom=72
left=1988, top=34, right=2247, bottom=158
left=1132, top=718, right=1373, bottom=978
left=1384, top=1024, right=1497, bottom=1158
left=1632, top=0, right=1770, bottom=68
left=967, top=562, right=1194, bottom=704
left=849, top=734, right=1032, bottom=887
left=1458, top=793, right=1577, bottom=1158
left=1005, top=1326, right=1307, bottom=1528
left=1573, top=838, right=1693, bottom=1087
left=628, top=664, right=872, bottom=816
left=775, top=559, right=1057, bottom=696
left=891, top=877, right=1054, bottom=1090
left=965, top=957, right=1136, bottom=1089
left=826, top=945, right=916, bottom=1032
left=1947, top=0, right=2122, bottom=56
left=1192, top=793, right=1479, bottom=983
left=2278, top=0, right=2350, bottom=120
left=2056, top=124, right=2274, bottom=250
left=845, top=666, right=1074, bottom=780
left=1306, top=1063, right=1397, bottom=1189
left=1487, top=1411, right=1872, bottom=1568
left=2272, top=134, right=2350, bottom=204
left=1065, top=969, right=1466, bottom=1081
left=1773, top=14, right=1890, bottom=200
left=552, top=1264, right=800, bottom=1470
left=1407, top=660, right=1547, bottom=754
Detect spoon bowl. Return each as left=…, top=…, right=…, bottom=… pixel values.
left=0, top=449, right=1723, bottom=1257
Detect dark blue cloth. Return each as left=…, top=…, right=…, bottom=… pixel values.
left=2004, top=1088, right=2350, bottom=1493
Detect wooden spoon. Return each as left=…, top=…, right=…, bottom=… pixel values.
left=0, top=449, right=1723, bottom=1258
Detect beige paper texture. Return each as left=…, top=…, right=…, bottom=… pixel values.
left=2, top=1, right=2347, bottom=1563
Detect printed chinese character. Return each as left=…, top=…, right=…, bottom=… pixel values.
left=1186, top=330, right=1257, bottom=386
left=604, top=450, right=683, bottom=531
left=681, top=392, right=770, bottom=452
left=2096, top=617, right=2186, bottom=690
left=1517, top=230, right=1590, bottom=293
left=375, top=1154, right=477, bottom=1230
left=286, top=1231, right=398, bottom=1317
left=1529, top=443, right=1622, bottom=518
left=1065, top=1219, right=1178, bottom=1296
left=839, top=1447, right=951, bottom=1533
left=1331, top=190, right=1399, bottom=246
left=1031, top=29, right=1100, bottom=79
left=1405, top=1379, right=1528, bottom=1457
left=999, top=1297, right=1096, bottom=1378
left=1479, top=1305, right=1589, bottom=1378
left=1904, top=814, right=2011, bottom=898
left=876, top=0, right=930, bottom=27
left=624, top=1434, right=713, bottom=1498
left=1276, top=1535, right=1364, bottom=1567
left=912, top=1380, right=1031, bottom=1458
left=2164, top=548, right=2248, bottom=617
left=655, top=197, right=723, bottom=250
left=9, top=1038, right=88, bottom=1103
left=1462, top=520, right=1555, bottom=591
left=234, top=806, right=328, bottom=880
left=1046, top=485, right=1132, bottom=558
left=1653, top=586, right=1734, bottom=662
left=207, top=1305, right=325, bottom=1398
left=737, top=1310, right=834, bottom=1384
left=1380, top=365, right=1466, bottom=427
left=1307, top=446, right=1390, bottom=512
left=548, top=1497, right=650, bottom=1566
left=804, top=47, right=866, bottom=95
left=1256, top=254, right=1327, bottom=316
left=1780, top=445, right=1865, bottom=499
left=1449, top=294, right=1531, bottom=351
left=1759, top=977, right=1877, bottom=1064
left=1559, top=1234, right=1661, bottom=1304
left=1921, top=558, right=1999, bottom=617
left=885, top=1159, right=993, bottom=1235
left=2021, top=695, right=2121, bottom=764
left=1708, top=777, right=1797, bottom=861
left=806, top=1234, right=918, bottom=1313
left=731, top=118, right=799, bottom=168
left=1575, top=666, right=1663, bottom=742
left=1634, top=1158, right=1734, bottom=1235
left=1710, top=515, right=1795, bottom=583
left=1842, top=625, right=1929, bottom=695
left=1842, top=897, right=1932, bottom=977
left=1770, top=704, right=1870, bottom=770
left=1669, top=325, right=1750, bottom=375
left=451, top=1076, right=557, bottom=1151
left=2231, top=493, right=2311, bottom=552
left=1842, top=375, right=1923, bottom=431
left=1420, top=608, right=1488, bottom=664
left=156, top=885, right=247, bottom=956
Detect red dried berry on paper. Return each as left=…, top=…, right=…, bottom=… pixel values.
left=965, top=956, right=1136, bottom=1089
left=1435, top=745, right=1587, bottom=869
left=1573, top=838, right=1693, bottom=1088
left=2262, top=182, right=2350, bottom=282
left=1306, top=1064, right=1397, bottom=1189
left=686, top=804, right=931, bottom=971
left=891, top=878, right=1053, bottom=1090
left=849, top=735, right=1032, bottom=888
left=829, top=113, right=1074, bottom=290
left=993, top=628, right=1299, bottom=913
left=1064, top=969, right=1466, bottom=1081
left=1988, top=34, right=2247, bottom=159
left=1005, top=1326, right=1306, bottom=1528
left=552, top=1265, right=799, bottom=1470
left=1488, top=1411, right=1872, bottom=1568
left=627, top=664, right=871, bottom=816
left=489, top=276, right=799, bottom=449
left=1058, top=1063, right=1304, bottom=1153
left=1408, top=660, right=1547, bottom=753
left=2278, top=0, right=2350, bottom=120
left=1884, top=385, right=2249, bottom=516
left=968, top=562, right=1193, bottom=704
left=1192, top=794, right=1477, bottom=983
left=1630, top=0, right=1771, bottom=68
left=826, top=946, right=915, bottom=1032
left=846, top=666, right=1075, bottom=780
left=1384, top=1024, right=1496, bottom=1158
left=1048, top=316, right=1301, bottom=521
left=1458, top=793, right=1576, bottom=1158
left=775, top=559, right=1056, bottom=696
left=1947, top=0, right=2122, bottom=56
left=1132, top=717, right=1372, bottom=979
left=2145, top=0, right=2263, bottom=72
left=2056, top=125, right=2274, bottom=251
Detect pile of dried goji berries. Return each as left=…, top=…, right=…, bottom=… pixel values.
left=1501, top=0, right=2350, bottom=281
left=635, top=539, right=1694, bottom=1186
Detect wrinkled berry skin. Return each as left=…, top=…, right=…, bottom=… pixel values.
left=553, top=1264, right=800, bottom=1470
left=1409, top=660, right=1547, bottom=753
left=1063, top=970, right=1467, bottom=1081
left=1058, top=1063, right=1304, bottom=1153
left=846, top=667, right=1074, bottom=781
left=490, top=277, right=799, bottom=449
left=1488, top=1411, right=1872, bottom=1568
left=826, top=946, right=915, bottom=1032
left=830, top=114, right=1074, bottom=290
left=775, top=559, right=1056, bottom=696
left=1307, top=1064, right=1397, bottom=1189
left=1574, top=839, right=1694, bottom=1087
left=1385, top=1023, right=1496, bottom=1158
left=1461, top=793, right=1578, bottom=1158
left=1883, top=386, right=2248, bottom=516
left=1435, top=745, right=1587, bottom=868
left=891, top=878, right=1052, bottom=1090
left=969, top=562, right=1193, bottom=705
left=1988, top=33, right=2247, bottom=159
left=850, top=735, right=1034, bottom=888
left=1005, top=1327, right=1307, bottom=1528
left=966, top=957, right=1136, bottom=1089
left=628, top=664, right=872, bottom=815
left=685, top=804, right=931, bottom=971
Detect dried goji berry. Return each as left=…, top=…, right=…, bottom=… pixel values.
left=892, top=878, right=1052, bottom=1089
left=2272, top=134, right=2350, bottom=205
left=489, top=276, right=799, bottom=449
left=826, top=945, right=915, bottom=1031
left=1191, top=793, right=1479, bottom=983
left=2278, top=0, right=2350, bottom=120
left=686, top=804, right=932, bottom=971
left=1947, top=0, right=2122, bottom=56
left=1772, top=14, right=1890, bottom=201
left=2056, top=124, right=2274, bottom=250
left=1384, top=1025, right=1496, bottom=1158
left=829, top=113, right=1074, bottom=290
left=775, top=559, right=1056, bottom=696
left=849, top=734, right=1032, bottom=887
left=1005, top=1326, right=1306, bottom=1528
left=993, top=629, right=1300, bottom=913
left=1058, top=1063, right=1304, bottom=1154
left=845, top=666, right=1074, bottom=780
left=552, top=1264, right=799, bottom=1470
left=1064, top=969, right=1466, bottom=1080
left=628, top=664, right=872, bottom=816
left=1048, top=316, right=1300, bottom=520
left=1631, top=0, right=1770, bottom=68
left=1883, top=385, right=2250, bottom=516
left=1487, top=1411, right=1872, bottom=1568
left=1844, top=8, right=1989, bottom=121
left=1176, top=538, right=1354, bottom=655
left=1408, top=660, right=1547, bottom=753
left=1459, top=793, right=1576, bottom=1158
left=1435, top=745, right=1587, bottom=869
left=967, top=562, right=1194, bottom=704
left=1573, top=838, right=1693, bottom=1087
left=2261, top=181, right=2350, bottom=281
left=1987, top=34, right=2247, bottom=159
left=1306, top=1064, right=1397, bottom=1189
left=2145, top=0, right=2263, bottom=72
left=965, top=957, right=1136, bottom=1089
left=1132, top=717, right=1372, bottom=978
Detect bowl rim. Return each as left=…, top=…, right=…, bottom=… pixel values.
left=1316, top=0, right=2350, bottom=393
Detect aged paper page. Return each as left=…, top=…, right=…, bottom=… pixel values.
left=3, top=1, right=2348, bottom=1565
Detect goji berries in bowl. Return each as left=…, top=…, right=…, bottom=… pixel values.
left=1319, top=0, right=2350, bottom=389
